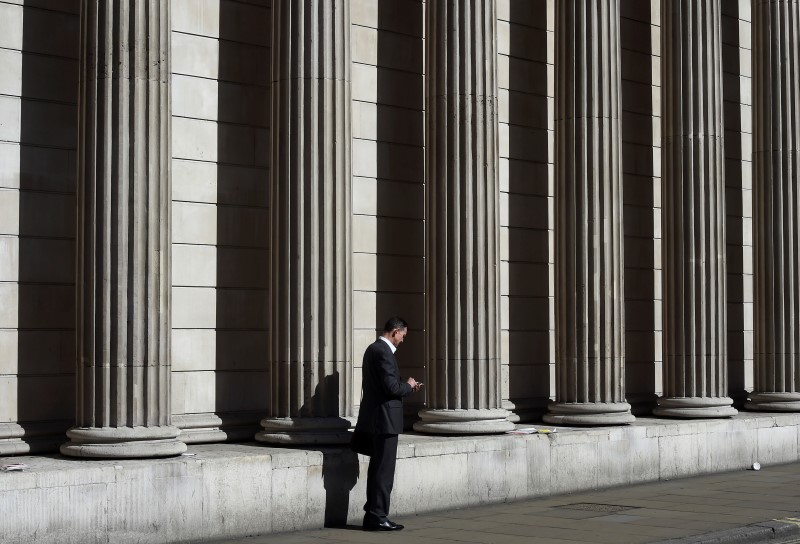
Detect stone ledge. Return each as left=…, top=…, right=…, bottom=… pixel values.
left=1, top=413, right=799, bottom=544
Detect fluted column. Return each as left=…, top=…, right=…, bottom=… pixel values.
left=654, top=0, right=737, bottom=418
left=256, top=0, right=352, bottom=445
left=61, top=0, right=185, bottom=458
left=747, top=0, right=800, bottom=412
left=544, top=0, right=634, bottom=425
left=414, top=0, right=513, bottom=434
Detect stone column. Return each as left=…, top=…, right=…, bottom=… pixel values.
left=543, top=0, right=634, bottom=425
left=414, top=0, right=513, bottom=434
left=654, top=0, right=737, bottom=418
left=256, top=0, right=353, bottom=445
left=61, top=0, right=185, bottom=458
left=747, top=0, right=800, bottom=412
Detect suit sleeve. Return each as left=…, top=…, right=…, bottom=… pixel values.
left=375, top=348, right=413, bottom=399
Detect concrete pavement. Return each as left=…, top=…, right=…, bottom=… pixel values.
left=205, top=462, right=800, bottom=544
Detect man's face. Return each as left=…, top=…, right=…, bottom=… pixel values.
left=389, top=327, right=407, bottom=347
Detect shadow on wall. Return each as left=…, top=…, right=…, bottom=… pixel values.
left=374, top=0, right=426, bottom=424
left=298, top=371, right=347, bottom=419
left=619, top=0, right=659, bottom=415
left=304, top=372, right=360, bottom=526
left=214, top=0, right=271, bottom=440
left=505, top=0, right=552, bottom=422
left=298, top=372, right=358, bottom=526
left=321, top=446, right=360, bottom=527
left=14, top=0, right=80, bottom=453
left=720, top=1, right=749, bottom=407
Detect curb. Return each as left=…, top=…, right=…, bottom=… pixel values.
left=656, top=517, right=800, bottom=544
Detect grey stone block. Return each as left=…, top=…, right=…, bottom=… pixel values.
left=15, top=330, right=75, bottom=375
left=17, top=284, right=74, bottom=329
left=202, top=454, right=273, bottom=538
left=550, top=440, right=599, bottom=495
left=270, top=465, right=325, bottom=532
left=172, top=33, right=268, bottom=85
left=173, top=0, right=269, bottom=46
left=394, top=452, right=470, bottom=515
left=352, top=139, right=424, bottom=182
left=15, top=191, right=75, bottom=238
left=757, top=425, right=798, bottom=464
left=15, top=237, right=74, bottom=284
left=107, top=464, right=205, bottom=544
left=659, top=432, right=711, bottom=480
left=597, top=435, right=660, bottom=488
left=351, top=26, right=423, bottom=73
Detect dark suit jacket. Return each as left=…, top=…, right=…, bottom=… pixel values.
left=355, top=338, right=412, bottom=435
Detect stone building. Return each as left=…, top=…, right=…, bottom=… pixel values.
left=3, top=0, right=800, bottom=540
left=1, top=0, right=800, bottom=507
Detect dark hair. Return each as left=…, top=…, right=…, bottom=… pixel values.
left=383, top=316, right=408, bottom=333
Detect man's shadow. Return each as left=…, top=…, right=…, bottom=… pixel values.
left=321, top=447, right=361, bottom=528
left=296, top=372, right=361, bottom=528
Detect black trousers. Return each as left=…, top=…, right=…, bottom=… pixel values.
left=364, top=433, right=399, bottom=523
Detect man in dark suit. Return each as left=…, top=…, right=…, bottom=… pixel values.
left=355, top=316, right=422, bottom=531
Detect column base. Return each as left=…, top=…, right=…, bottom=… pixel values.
left=60, top=426, right=187, bottom=458
left=503, top=399, right=549, bottom=424
left=413, top=409, right=514, bottom=434
left=745, top=392, right=800, bottom=412
left=0, top=439, right=30, bottom=456
left=653, top=396, right=737, bottom=418
left=543, top=402, right=635, bottom=425
left=1, top=421, right=73, bottom=455
left=174, top=412, right=263, bottom=444
left=255, top=417, right=352, bottom=445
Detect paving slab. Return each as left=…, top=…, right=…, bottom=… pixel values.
left=206, top=462, right=800, bottom=544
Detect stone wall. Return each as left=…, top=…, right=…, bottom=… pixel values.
left=0, top=0, right=760, bottom=452
left=170, top=0, right=271, bottom=441
left=722, top=0, right=754, bottom=403
left=350, top=0, right=427, bottom=419
left=620, top=0, right=663, bottom=413
left=498, top=0, right=554, bottom=422
left=0, top=0, right=80, bottom=454
left=2, top=414, right=799, bottom=543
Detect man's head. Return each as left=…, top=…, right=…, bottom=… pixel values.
left=382, top=316, right=408, bottom=347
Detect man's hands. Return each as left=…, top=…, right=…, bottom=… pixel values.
left=406, top=377, right=423, bottom=393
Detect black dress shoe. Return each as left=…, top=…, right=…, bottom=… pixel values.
left=363, top=520, right=404, bottom=531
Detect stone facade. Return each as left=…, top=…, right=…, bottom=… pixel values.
left=0, top=0, right=791, bottom=457
left=4, top=414, right=800, bottom=543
